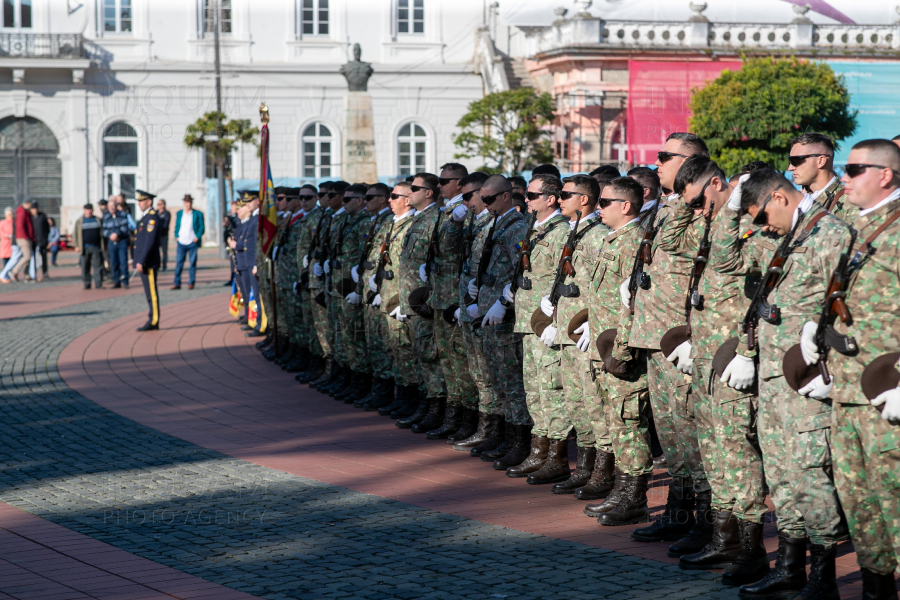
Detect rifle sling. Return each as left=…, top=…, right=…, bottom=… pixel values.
left=825, top=187, right=845, bottom=212
left=855, top=209, right=900, bottom=256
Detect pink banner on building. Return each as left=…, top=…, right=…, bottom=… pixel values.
left=627, top=60, right=741, bottom=165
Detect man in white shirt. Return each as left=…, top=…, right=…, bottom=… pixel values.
left=172, top=194, right=204, bottom=290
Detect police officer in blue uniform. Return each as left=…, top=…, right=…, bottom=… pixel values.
left=133, top=190, right=162, bottom=331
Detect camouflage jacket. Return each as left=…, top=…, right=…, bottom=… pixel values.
left=356, top=208, right=393, bottom=303
left=543, top=214, right=609, bottom=347
left=306, top=206, right=332, bottom=291
left=295, top=205, right=321, bottom=285
left=458, top=210, right=494, bottom=323
left=658, top=200, right=760, bottom=361
left=514, top=212, right=568, bottom=334
left=477, top=208, right=528, bottom=315
left=334, top=211, right=369, bottom=288
left=275, top=212, right=303, bottom=291
left=711, top=201, right=854, bottom=379
left=430, top=196, right=467, bottom=310
left=399, top=203, right=440, bottom=315
left=379, top=210, right=416, bottom=314
left=588, top=218, right=644, bottom=362
left=324, top=208, right=348, bottom=293
left=830, top=198, right=900, bottom=405
left=812, top=176, right=850, bottom=221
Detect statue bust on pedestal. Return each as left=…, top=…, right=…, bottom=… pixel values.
left=339, top=43, right=373, bottom=92
left=340, top=43, right=378, bottom=182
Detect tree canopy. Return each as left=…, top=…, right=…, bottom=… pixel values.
left=453, top=88, right=555, bottom=174
left=184, top=111, right=258, bottom=174
left=688, top=56, right=856, bottom=173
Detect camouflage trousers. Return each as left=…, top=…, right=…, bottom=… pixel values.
left=310, top=290, right=331, bottom=358
left=692, top=359, right=766, bottom=523
left=411, top=315, right=446, bottom=398
left=364, top=304, right=393, bottom=380
left=434, top=317, right=478, bottom=408
left=832, top=402, right=900, bottom=574
left=758, top=375, right=844, bottom=546
left=279, top=284, right=300, bottom=343
left=593, top=352, right=652, bottom=477
left=560, top=344, right=605, bottom=449
left=339, top=300, right=369, bottom=373
left=299, top=289, right=323, bottom=357
left=646, top=349, right=708, bottom=493
left=326, top=293, right=345, bottom=364
left=461, top=323, right=499, bottom=415
left=482, top=324, right=530, bottom=426
left=385, top=315, right=417, bottom=388
left=522, top=333, right=568, bottom=439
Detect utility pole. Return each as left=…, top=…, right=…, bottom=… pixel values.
left=214, top=0, right=228, bottom=259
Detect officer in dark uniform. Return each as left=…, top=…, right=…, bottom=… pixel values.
left=133, top=190, right=162, bottom=331
left=232, top=190, right=261, bottom=335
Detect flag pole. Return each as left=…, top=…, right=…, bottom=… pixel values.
left=259, top=103, right=279, bottom=358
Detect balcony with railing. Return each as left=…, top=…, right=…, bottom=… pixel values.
left=0, top=33, right=84, bottom=59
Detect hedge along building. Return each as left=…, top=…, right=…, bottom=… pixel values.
left=0, top=0, right=490, bottom=239
left=492, top=0, right=900, bottom=173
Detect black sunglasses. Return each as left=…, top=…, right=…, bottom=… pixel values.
left=752, top=184, right=783, bottom=226
left=686, top=177, right=714, bottom=209
left=390, top=192, right=409, bottom=200
left=788, top=153, right=832, bottom=167
left=525, top=191, right=547, bottom=201
left=299, top=195, right=317, bottom=201
left=317, top=192, right=329, bottom=198
left=438, top=177, right=460, bottom=186
left=462, top=188, right=482, bottom=202
left=481, top=189, right=509, bottom=205
left=598, top=198, right=628, bottom=209
left=410, top=184, right=435, bottom=194
left=511, top=192, right=525, bottom=201
left=657, top=151, right=688, bottom=164
left=365, top=194, right=386, bottom=201
left=844, top=163, right=895, bottom=178
left=342, top=195, right=364, bottom=203
left=559, top=190, right=595, bottom=202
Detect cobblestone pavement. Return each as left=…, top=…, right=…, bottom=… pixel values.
left=0, top=291, right=740, bottom=600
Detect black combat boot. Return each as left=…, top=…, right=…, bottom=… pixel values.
left=453, top=412, right=492, bottom=451
left=312, top=360, right=340, bottom=391
left=469, top=415, right=504, bottom=457
left=492, top=425, right=532, bottom=470
left=722, top=520, right=770, bottom=586
left=668, top=489, right=714, bottom=557
left=597, top=473, right=650, bottom=526
left=342, top=372, right=372, bottom=403
left=425, top=403, right=463, bottom=439
left=378, top=384, right=408, bottom=416
left=302, top=357, right=329, bottom=384
left=551, top=446, right=596, bottom=494
left=860, top=568, right=898, bottom=600
left=447, top=407, right=479, bottom=443
left=396, top=396, right=431, bottom=429
left=739, top=532, right=807, bottom=599
left=334, top=371, right=362, bottom=401
left=632, top=476, right=695, bottom=542
left=412, top=397, right=446, bottom=433
left=506, top=435, right=548, bottom=478
left=573, top=450, right=615, bottom=500
left=390, top=386, right=420, bottom=418
left=794, top=544, right=839, bottom=600
left=481, top=421, right=515, bottom=461
left=679, top=511, right=741, bottom=570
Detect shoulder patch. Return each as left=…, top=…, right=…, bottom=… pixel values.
left=602, top=251, right=615, bottom=261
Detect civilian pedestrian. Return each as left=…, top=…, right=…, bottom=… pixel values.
left=0, top=206, right=12, bottom=269
left=172, top=194, right=204, bottom=290
left=102, top=199, right=134, bottom=288
left=156, top=198, right=171, bottom=271
left=0, top=200, right=35, bottom=283
left=48, top=218, right=60, bottom=266
left=98, top=199, right=110, bottom=281
left=73, top=204, right=103, bottom=289
left=30, top=202, right=50, bottom=279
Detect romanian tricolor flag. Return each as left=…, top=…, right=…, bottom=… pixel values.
left=257, top=105, right=278, bottom=257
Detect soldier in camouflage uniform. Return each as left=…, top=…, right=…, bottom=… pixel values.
left=396, top=173, right=447, bottom=430
left=583, top=177, right=654, bottom=526
left=505, top=174, right=569, bottom=478
left=822, top=140, right=900, bottom=597
left=528, top=174, right=609, bottom=490
left=713, top=168, right=853, bottom=600
left=293, top=186, right=326, bottom=382
left=307, top=184, right=334, bottom=371
left=788, top=132, right=849, bottom=220
left=657, top=157, right=768, bottom=583
left=626, top=133, right=711, bottom=556
left=273, top=189, right=305, bottom=367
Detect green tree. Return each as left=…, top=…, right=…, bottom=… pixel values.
left=183, top=111, right=259, bottom=176
left=688, top=56, right=856, bottom=173
left=453, top=88, right=555, bottom=174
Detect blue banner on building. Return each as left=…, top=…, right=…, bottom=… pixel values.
left=829, top=62, right=900, bottom=166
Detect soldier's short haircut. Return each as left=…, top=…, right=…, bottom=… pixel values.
left=851, top=139, right=900, bottom=172
left=563, top=174, right=601, bottom=201
left=413, top=172, right=440, bottom=193
left=589, top=165, right=620, bottom=181
left=789, top=132, right=835, bottom=155
left=440, top=162, right=468, bottom=177
left=368, top=182, right=392, bottom=196
left=331, top=181, right=350, bottom=194
left=740, top=168, right=791, bottom=213
left=483, top=174, right=511, bottom=192
left=627, top=166, right=660, bottom=196
left=604, top=177, right=644, bottom=215
left=318, top=181, right=332, bottom=191
left=459, top=171, right=489, bottom=188
left=531, top=174, right=562, bottom=200
left=345, top=183, right=369, bottom=195
left=729, top=161, right=771, bottom=183
left=509, top=175, right=527, bottom=189
left=893, top=134, right=900, bottom=141
left=673, top=156, right=727, bottom=195
left=301, top=183, right=318, bottom=193
left=394, top=180, right=412, bottom=191
left=667, top=132, right=710, bottom=157
left=532, top=163, right=561, bottom=179
left=405, top=175, right=415, bottom=183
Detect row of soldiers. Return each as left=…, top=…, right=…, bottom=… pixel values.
left=242, top=132, right=900, bottom=600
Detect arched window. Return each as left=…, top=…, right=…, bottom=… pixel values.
left=302, top=122, right=332, bottom=178
left=397, top=123, right=427, bottom=176
left=0, top=116, right=61, bottom=218
left=103, top=121, right=140, bottom=200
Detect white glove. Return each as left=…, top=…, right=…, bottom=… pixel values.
left=345, top=291, right=362, bottom=305
left=574, top=322, right=591, bottom=353
left=467, top=304, right=479, bottom=319
left=454, top=307, right=461, bottom=325
left=484, top=300, right=506, bottom=326
left=720, top=354, right=755, bottom=390
left=397, top=313, right=407, bottom=322
left=390, top=306, right=407, bottom=322
left=540, top=295, right=554, bottom=317
left=727, top=173, right=751, bottom=211
left=798, top=374, right=833, bottom=400
left=619, top=279, right=631, bottom=309
left=452, top=204, right=468, bottom=221
left=418, top=264, right=428, bottom=283
left=313, top=262, right=324, bottom=277
left=372, top=293, right=382, bottom=307
left=467, top=278, right=478, bottom=299
left=666, top=340, right=693, bottom=375
left=351, top=265, right=359, bottom=283
left=540, top=325, right=558, bottom=347
left=800, top=321, right=820, bottom=366
left=323, top=259, right=331, bottom=274
left=368, top=274, right=378, bottom=293
left=303, top=255, right=309, bottom=269
left=502, top=283, right=515, bottom=304
left=871, top=388, right=900, bottom=423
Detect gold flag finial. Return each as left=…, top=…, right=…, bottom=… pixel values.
left=259, top=102, right=269, bottom=124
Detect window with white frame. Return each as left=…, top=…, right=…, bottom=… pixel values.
left=103, top=122, right=140, bottom=200
left=397, top=0, right=423, bottom=34
left=203, top=0, right=232, bottom=36
left=302, top=123, right=333, bottom=178
left=301, top=0, right=328, bottom=36
left=2, top=0, right=32, bottom=29
left=103, top=0, right=131, bottom=33
left=397, top=123, right=427, bottom=176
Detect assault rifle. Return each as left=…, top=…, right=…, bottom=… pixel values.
left=354, top=213, right=383, bottom=298
left=684, top=206, right=714, bottom=327
left=467, top=211, right=500, bottom=330
left=368, top=220, right=396, bottom=303
left=310, top=211, right=332, bottom=268
left=530, top=211, right=581, bottom=335
left=457, top=211, right=475, bottom=277
left=500, top=209, right=538, bottom=308
left=423, top=206, right=443, bottom=278
left=627, top=199, right=663, bottom=313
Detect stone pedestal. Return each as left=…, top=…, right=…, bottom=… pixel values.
left=342, top=91, right=378, bottom=183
